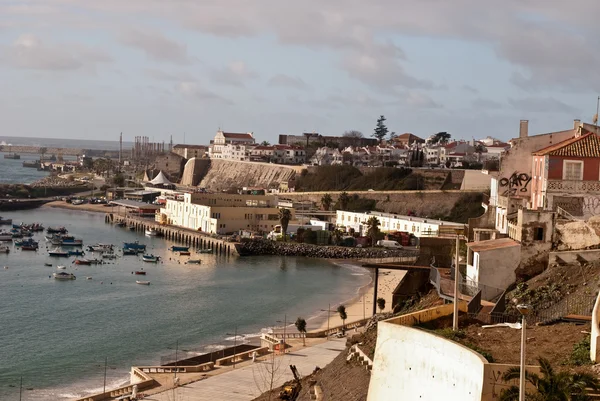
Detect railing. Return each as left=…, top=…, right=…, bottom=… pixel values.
left=507, top=220, right=520, bottom=242
left=529, top=293, right=596, bottom=324
left=547, top=180, right=600, bottom=194
left=556, top=206, right=582, bottom=221
left=359, top=254, right=419, bottom=265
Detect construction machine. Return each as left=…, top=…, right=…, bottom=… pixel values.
left=279, top=365, right=301, bottom=400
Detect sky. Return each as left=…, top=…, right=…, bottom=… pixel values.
left=1, top=0, right=600, bottom=145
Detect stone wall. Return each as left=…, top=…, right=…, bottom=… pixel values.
left=180, top=158, right=212, bottom=187
left=284, top=190, right=478, bottom=217
left=196, top=159, right=298, bottom=191
left=151, top=152, right=186, bottom=182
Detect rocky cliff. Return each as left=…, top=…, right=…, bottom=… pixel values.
left=185, top=159, right=298, bottom=191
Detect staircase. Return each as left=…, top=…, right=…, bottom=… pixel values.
left=347, top=344, right=373, bottom=372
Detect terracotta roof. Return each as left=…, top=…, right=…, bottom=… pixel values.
left=533, top=132, right=600, bottom=157
left=468, top=238, right=520, bottom=252
left=253, top=146, right=274, bottom=150
left=222, top=132, right=253, bottom=139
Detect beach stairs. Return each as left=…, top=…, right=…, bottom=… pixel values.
left=309, top=380, right=324, bottom=400
left=347, top=343, right=373, bottom=372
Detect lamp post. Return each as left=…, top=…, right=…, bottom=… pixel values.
left=276, top=315, right=287, bottom=354
left=320, top=304, right=332, bottom=340
left=517, top=304, right=532, bottom=401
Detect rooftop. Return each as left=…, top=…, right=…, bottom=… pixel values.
left=221, top=132, right=254, bottom=139
left=533, top=131, right=600, bottom=157
left=125, top=190, right=162, bottom=196
left=338, top=210, right=464, bottom=226
left=468, top=237, right=520, bottom=252
left=173, top=144, right=208, bottom=149
left=109, top=200, right=161, bottom=210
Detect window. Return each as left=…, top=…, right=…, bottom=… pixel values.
left=534, top=227, right=544, bottom=241
left=563, top=160, right=583, bottom=180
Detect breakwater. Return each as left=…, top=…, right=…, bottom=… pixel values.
left=1, top=145, right=120, bottom=158
left=237, top=239, right=418, bottom=259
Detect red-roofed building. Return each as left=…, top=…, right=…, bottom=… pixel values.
left=209, top=130, right=255, bottom=159
left=530, top=131, right=600, bottom=214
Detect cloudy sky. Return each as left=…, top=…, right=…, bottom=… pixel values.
left=1, top=0, right=599, bottom=144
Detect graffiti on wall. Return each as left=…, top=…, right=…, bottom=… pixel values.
left=499, top=172, right=531, bottom=196
left=554, top=196, right=600, bottom=217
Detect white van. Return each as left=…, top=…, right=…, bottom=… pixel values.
left=376, top=240, right=403, bottom=249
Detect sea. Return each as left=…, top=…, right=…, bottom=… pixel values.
left=0, top=208, right=370, bottom=400
left=0, top=135, right=131, bottom=185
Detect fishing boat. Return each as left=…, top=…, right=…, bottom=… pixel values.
left=11, top=232, right=23, bottom=239
left=87, top=243, right=114, bottom=252
left=187, top=259, right=202, bottom=264
left=4, top=152, right=20, bottom=160
left=47, top=226, right=68, bottom=234
left=116, top=222, right=126, bottom=227
left=57, top=265, right=66, bottom=269
left=122, top=249, right=138, bottom=256
left=74, top=259, right=91, bottom=265
left=101, top=253, right=117, bottom=259
left=60, top=238, right=83, bottom=247
left=136, top=280, right=150, bottom=285
left=86, top=276, right=92, bottom=280
left=134, top=271, right=146, bottom=275
left=88, top=259, right=102, bottom=264
left=170, top=245, right=189, bottom=252
left=15, top=238, right=38, bottom=247
left=124, top=241, right=146, bottom=250
left=179, top=251, right=191, bottom=256
left=0, top=232, right=12, bottom=241
left=68, top=249, right=85, bottom=256
left=53, top=272, right=76, bottom=280
left=44, top=263, right=52, bottom=267
left=21, top=245, right=38, bottom=251
left=197, top=248, right=212, bottom=254
left=142, top=254, right=159, bottom=263
left=0, top=217, right=12, bottom=225
left=48, top=249, right=69, bottom=257
left=23, top=160, right=40, bottom=168
left=0, top=245, right=9, bottom=253
left=145, top=228, right=158, bottom=237
left=129, top=225, right=136, bottom=231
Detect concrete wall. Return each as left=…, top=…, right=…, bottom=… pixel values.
left=180, top=158, right=211, bottom=187
left=550, top=249, right=600, bottom=265
left=152, top=152, right=186, bottom=182
left=468, top=244, right=521, bottom=296
left=367, top=322, right=540, bottom=401
left=195, top=159, right=298, bottom=191
left=367, top=323, right=487, bottom=401
left=460, top=170, right=492, bottom=191
left=591, top=290, right=600, bottom=362
left=285, top=190, right=478, bottom=217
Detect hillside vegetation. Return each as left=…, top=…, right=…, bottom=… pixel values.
left=296, top=166, right=447, bottom=192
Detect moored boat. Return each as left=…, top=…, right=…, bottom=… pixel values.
left=0, top=245, right=9, bottom=253
left=57, top=265, right=66, bottom=269
left=136, top=280, right=150, bottom=285
left=0, top=217, right=12, bottom=225
left=179, top=251, right=191, bottom=256
left=74, top=259, right=91, bottom=265
left=123, top=241, right=146, bottom=251
left=21, top=245, right=38, bottom=251
left=142, top=254, right=159, bottom=263
left=145, top=228, right=158, bottom=236
left=170, top=245, right=189, bottom=252
left=4, top=153, right=20, bottom=160
left=68, top=249, right=85, bottom=256
left=101, top=253, right=117, bottom=259
left=187, top=259, right=201, bottom=264
left=122, top=249, right=137, bottom=256
left=48, top=249, right=69, bottom=257
left=47, top=226, right=68, bottom=234
left=53, top=272, right=76, bottom=280
left=134, top=271, right=146, bottom=275
left=0, top=232, right=12, bottom=241
left=197, top=248, right=212, bottom=254
left=44, top=263, right=52, bottom=267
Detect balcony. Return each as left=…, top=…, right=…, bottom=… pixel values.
left=546, top=180, right=600, bottom=194
left=507, top=220, right=520, bottom=242
left=497, top=195, right=508, bottom=208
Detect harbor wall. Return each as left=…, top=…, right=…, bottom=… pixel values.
left=1, top=145, right=120, bottom=158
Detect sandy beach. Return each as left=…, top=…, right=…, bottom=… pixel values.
left=44, top=200, right=117, bottom=213
left=311, top=267, right=407, bottom=332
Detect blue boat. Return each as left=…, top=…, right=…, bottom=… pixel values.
left=142, top=254, right=160, bottom=263
left=170, top=246, right=189, bottom=252
left=123, top=241, right=146, bottom=251
left=68, top=249, right=85, bottom=256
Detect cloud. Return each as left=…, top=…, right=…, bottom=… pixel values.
left=404, top=92, right=442, bottom=109
left=462, top=85, right=479, bottom=94
left=472, top=98, right=503, bottom=110
left=145, top=68, right=196, bottom=82
left=267, top=74, right=310, bottom=90
left=211, top=61, right=257, bottom=87
left=508, top=97, right=577, bottom=113
left=0, top=34, right=111, bottom=71
left=175, top=81, right=231, bottom=104
left=118, top=28, right=191, bottom=64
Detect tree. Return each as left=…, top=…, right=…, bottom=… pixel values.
left=376, top=297, right=386, bottom=313
left=321, top=193, right=333, bottom=211
left=429, top=132, right=451, bottom=145
left=39, top=147, right=47, bottom=162
left=337, top=305, right=347, bottom=332
left=338, top=192, right=350, bottom=210
left=499, top=357, right=599, bottom=401
left=366, top=216, right=380, bottom=247
left=112, top=172, right=125, bottom=187
left=82, top=157, right=94, bottom=170
left=278, top=208, right=292, bottom=242
left=388, top=131, right=397, bottom=142
left=372, top=115, right=388, bottom=142
left=295, top=317, right=307, bottom=346
left=343, top=130, right=363, bottom=138
left=260, top=140, right=271, bottom=146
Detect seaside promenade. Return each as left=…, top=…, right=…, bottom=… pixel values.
left=143, top=338, right=346, bottom=401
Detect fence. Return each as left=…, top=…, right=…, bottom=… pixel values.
left=360, top=254, right=419, bottom=265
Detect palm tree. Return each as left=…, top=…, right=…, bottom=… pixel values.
left=295, top=317, right=307, bottom=346
left=338, top=192, right=350, bottom=210
left=337, top=305, right=347, bottom=332
left=321, top=193, right=333, bottom=211
left=376, top=297, right=386, bottom=313
left=499, top=357, right=599, bottom=401
left=366, top=216, right=380, bottom=247
left=278, top=208, right=292, bottom=242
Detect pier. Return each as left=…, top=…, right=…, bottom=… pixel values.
left=105, top=214, right=239, bottom=256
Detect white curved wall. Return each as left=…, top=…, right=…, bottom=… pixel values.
left=591, top=290, right=600, bottom=362
left=367, top=322, right=487, bottom=401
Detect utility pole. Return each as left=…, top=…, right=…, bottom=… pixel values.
left=372, top=267, right=379, bottom=316
left=119, top=132, right=122, bottom=172
left=453, top=234, right=460, bottom=331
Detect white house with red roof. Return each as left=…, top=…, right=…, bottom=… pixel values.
left=209, top=130, right=255, bottom=159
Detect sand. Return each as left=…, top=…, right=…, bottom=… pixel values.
left=44, top=200, right=123, bottom=214
left=311, top=268, right=407, bottom=332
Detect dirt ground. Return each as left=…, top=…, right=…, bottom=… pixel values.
left=461, top=321, right=592, bottom=372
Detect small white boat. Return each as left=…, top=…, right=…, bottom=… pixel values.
left=53, top=272, right=76, bottom=280
left=187, top=259, right=202, bottom=264
left=86, top=276, right=92, bottom=280
left=142, top=254, right=160, bottom=263
left=136, top=280, right=151, bottom=285
left=145, top=229, right=158, bottom=237
left=57, top=265, right=66, bottom=270
left=3, top=266, right=8, bottom=269
left=0, top=245, right=9, bottom=254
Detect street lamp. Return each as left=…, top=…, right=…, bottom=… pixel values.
left=320, top=304, right=332, bottom=340
left=276, top=315, right=287, bottom=354
left=517, top=304, right=532, bottom=401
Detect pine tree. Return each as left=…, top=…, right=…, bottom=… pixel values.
left=373, top=115, right=389, bottom=142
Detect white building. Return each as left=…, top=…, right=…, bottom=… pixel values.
left=250, top=145, right=306, bottom=164
left=336, top=210, right=463, bottom=238
left=209, top=131, right=255, bottom=159
left=221, top=143, right=253, bottom=161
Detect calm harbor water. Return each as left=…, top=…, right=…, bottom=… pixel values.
left=0, top=153, right=51, bottom=184
left=0, top=208, right=369, bottom=400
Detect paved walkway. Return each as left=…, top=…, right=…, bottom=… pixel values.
left=143, top=338, right=346, bottom=401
